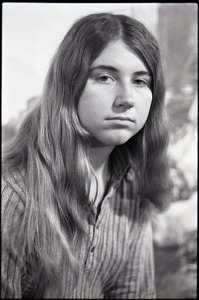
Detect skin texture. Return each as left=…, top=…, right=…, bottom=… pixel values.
left=78, top=39, right=153, bottom=148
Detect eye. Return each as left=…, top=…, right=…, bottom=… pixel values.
left=95, top=75, right=115, bottom=83
left=132, top=77, right=152, bottom=88
left=132, top=79, right=148, bottom=87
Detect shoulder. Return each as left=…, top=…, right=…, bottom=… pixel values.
left=122, top=165, right=155, bottom=225
left=1, top=169, right=26, bottom=223
left=2, top=168, right=26, bottom=195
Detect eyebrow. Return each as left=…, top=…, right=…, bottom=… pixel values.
left=90, top=65, right=119, bottom=73
left=89, top=65, right=151, bottom=77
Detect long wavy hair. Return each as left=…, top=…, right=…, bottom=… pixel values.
left=2, top=13, right=173, bottom=297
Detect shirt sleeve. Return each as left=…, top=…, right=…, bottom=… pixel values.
left=104, top=217, right=156, bottom=299
left=1, top=175, right=26, bottom=298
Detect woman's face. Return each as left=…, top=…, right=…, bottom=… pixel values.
left=78, top=39, right=152, bottom=147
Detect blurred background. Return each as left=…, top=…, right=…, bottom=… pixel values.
left=2, top=3, right=197, bottom=298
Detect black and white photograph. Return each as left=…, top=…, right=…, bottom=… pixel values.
left=2, top=3, right=197, bottom=299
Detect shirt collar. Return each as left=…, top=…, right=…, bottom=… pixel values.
left=109, top=144, right=138, bottom=188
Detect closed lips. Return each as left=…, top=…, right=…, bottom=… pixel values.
left=106, top=117, right=134, bottom=122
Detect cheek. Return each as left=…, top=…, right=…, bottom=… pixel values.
left=78, top=94, right=98, bottom=118
left=144, top=98, right=152, bottom=115
left=137, top=92, right=152, bottom=124
left=77, top=89, right=103, bottom=128
left=78, top=86, right=112, bottom=120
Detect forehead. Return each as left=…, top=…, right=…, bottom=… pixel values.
left=91, top=39, right=148, bottom=72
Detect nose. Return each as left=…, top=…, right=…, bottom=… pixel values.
left=114, top=83, right=134, bottom=108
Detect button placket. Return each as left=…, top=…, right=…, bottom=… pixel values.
left=83, top=224, right=98, bottom=269
left=85, top=186, right=115, bottom=267
left=83, top=223, right=94, bottom=260
left=96, top=187, right=115, bottom=228
left=89, top=224, right=99, bottom=253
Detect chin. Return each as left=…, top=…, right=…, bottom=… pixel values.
left=99, top=134, right=134, bottom=147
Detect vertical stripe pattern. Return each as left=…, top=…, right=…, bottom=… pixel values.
left=1, top=145, right=156, bottom=298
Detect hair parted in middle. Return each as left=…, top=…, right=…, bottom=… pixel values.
left=42, top=12, right=171, bottom=209
left=2, top=13, right=173, bottom=297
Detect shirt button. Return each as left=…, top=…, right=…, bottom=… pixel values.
left=90, top=246, right=95, bottom=253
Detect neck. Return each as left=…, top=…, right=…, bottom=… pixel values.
left=90, top=145, right=114, bottom=174
left=89, top=145, right=114, bottom=206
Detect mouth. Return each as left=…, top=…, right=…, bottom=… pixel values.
left=106, top=117, right=134, bottom=123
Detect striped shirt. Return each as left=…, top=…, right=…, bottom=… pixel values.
left=1, top=145, right=156, bottom=298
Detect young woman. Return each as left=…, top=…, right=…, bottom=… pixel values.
left=2, top=13, right=173, bottom=298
